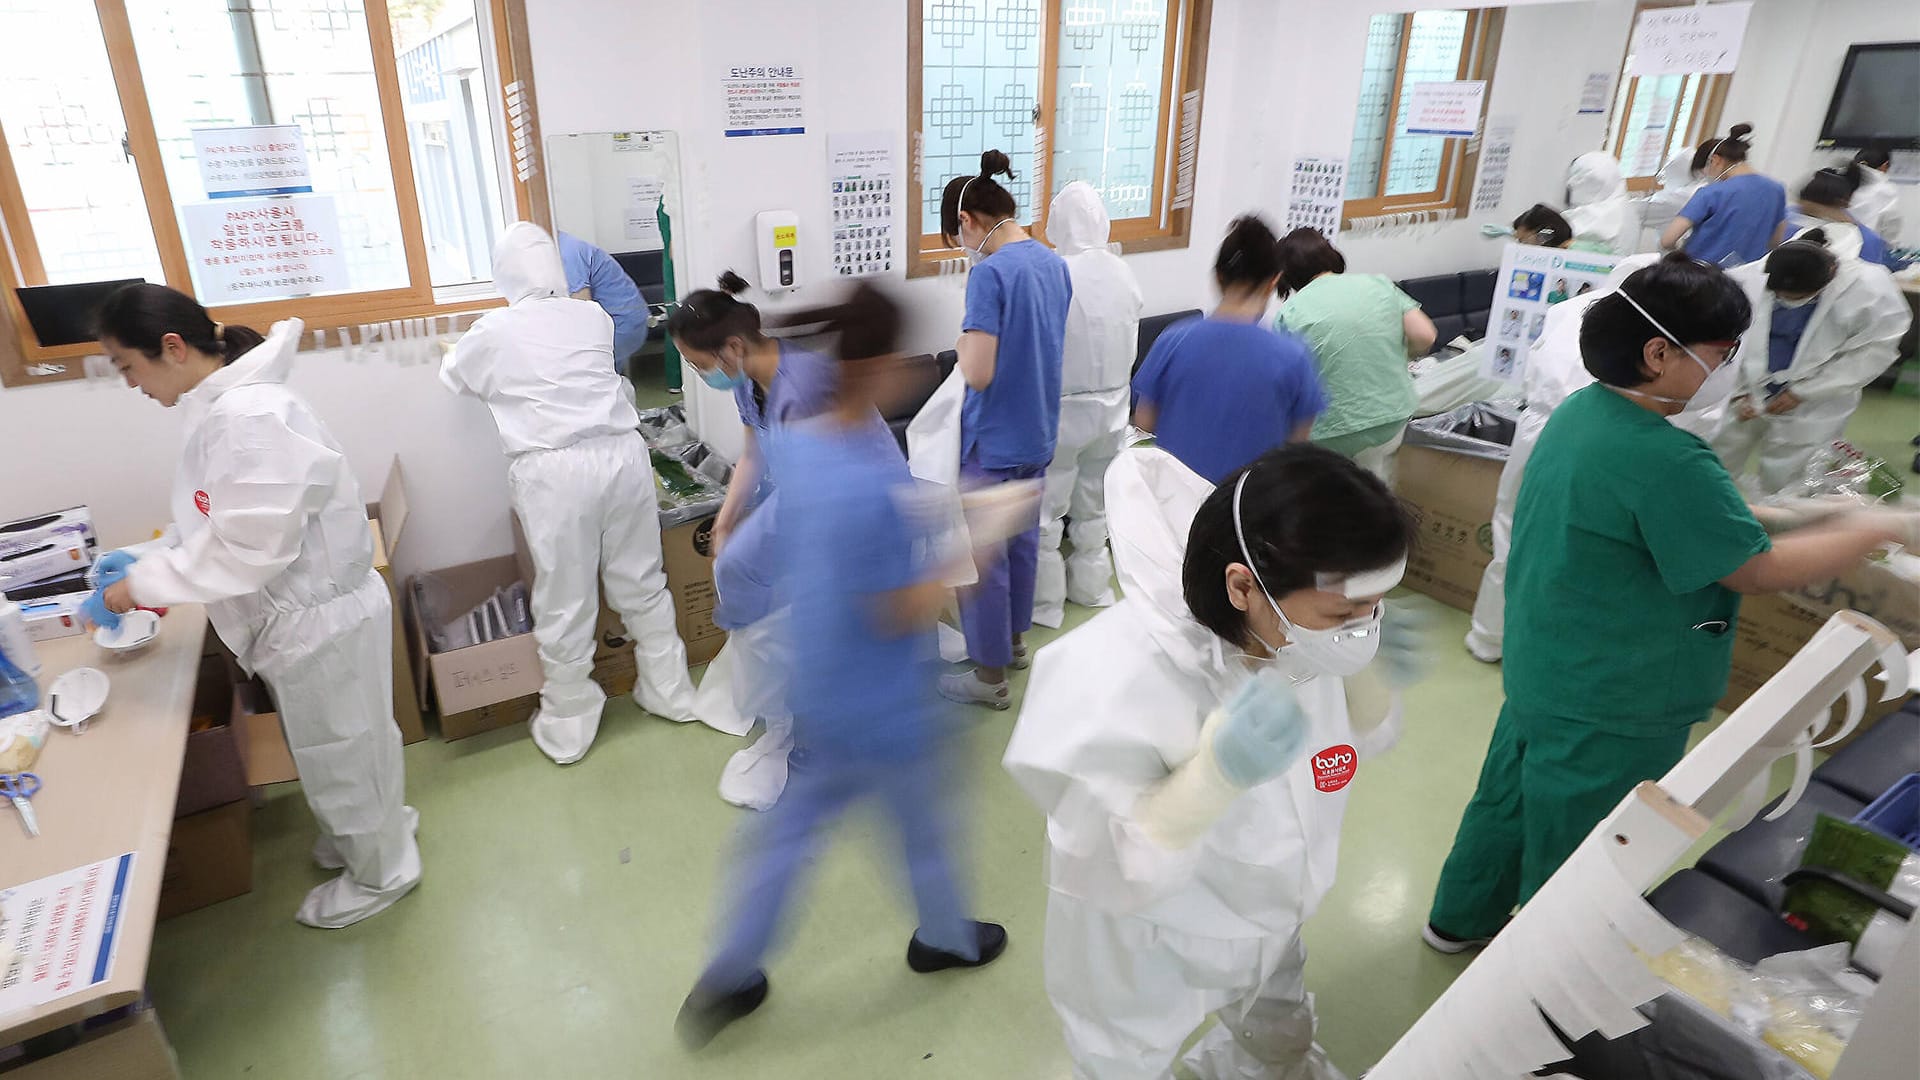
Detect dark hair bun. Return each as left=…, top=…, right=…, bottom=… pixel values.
left=716, top=270, right=750, bottom=295
left=1729, top=122, right=1753, bottom=142
left=980, top=149, right=1015, bottom=180
left=1794, top=227, right=1830, bottom=248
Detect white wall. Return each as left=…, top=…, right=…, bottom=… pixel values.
left=5, top=0, right=1881, bottom=580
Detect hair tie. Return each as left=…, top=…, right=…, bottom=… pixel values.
left=213, top=321, right=227, bottom=341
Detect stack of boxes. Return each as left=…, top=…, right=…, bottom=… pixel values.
left=0, top=507, right=98, bottom=640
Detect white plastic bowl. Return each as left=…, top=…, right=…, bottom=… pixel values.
left=94, top=609, right=160, bottom=655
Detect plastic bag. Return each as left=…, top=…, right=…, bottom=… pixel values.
left=636, top=404, right=696, bottom=449
left=1647, top=937, right=1875, bottom=1079
left=0, top=709, right=48, bottom=772
left=1403, top=401, right=1521, bottom=461
left=1792, top=441, right=1904, bottom=504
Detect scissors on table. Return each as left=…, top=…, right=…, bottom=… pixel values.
left=1, top=772, right=41, bottom=838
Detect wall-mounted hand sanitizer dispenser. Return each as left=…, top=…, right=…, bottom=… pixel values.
left=755, top=210, right=801, bottom=292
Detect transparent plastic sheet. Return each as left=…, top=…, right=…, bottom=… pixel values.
left=1643, top=938, right=1875, bottom=1079
left=649, top=443, right=729, bottom=527
left=635, top=404, right=696, bottom=449
left=415, top=576, right=533, bottom=653
left=1402, top=401, right=1521, bottom=461
left=1791, top=441, right=1904, bottom=504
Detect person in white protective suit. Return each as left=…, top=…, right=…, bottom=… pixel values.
left=1464, top=252, right=1661, bottom=663
left=1563, top=151, right=1634, bottom=255
left=1847, top=144, right=1906, bottom=245
left=1033, top=181, right=1144, bottom=629
left=87, top=284, right=421, bottom=929
left=442, top=223, right=696, bottom=765
left=1643, top=145, right=1709, bottom=238
left=1713, top=231, right=1911, bottom=496
left=1004, top=443, right=1431, bottom=1080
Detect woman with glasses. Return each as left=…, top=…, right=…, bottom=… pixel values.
left=1424, top=253, right=1909, bottom=955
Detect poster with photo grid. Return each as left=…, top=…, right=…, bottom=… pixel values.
left=829, top=132, right=896, bottom=278
left=1286, top=156, right=1348, bottom=241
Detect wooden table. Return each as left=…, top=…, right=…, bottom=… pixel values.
left=0, top=607, right=207, bottom=1046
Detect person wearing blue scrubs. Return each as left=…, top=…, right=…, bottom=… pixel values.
left=1663, top=124, right=1787, bottom=267
left=935, top=150, right=1073, bottom=709
left=1133, top=215, right=1328, bottom=484
left=676, top=285, right=1007, bottom=1050
left=1789, top=169, right=1897, bottom=269
left=669, top=271, right=839, bottom=809
left=558, top=232, right=650, bottom=373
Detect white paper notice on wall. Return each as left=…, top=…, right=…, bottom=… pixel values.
left=1285, top=156, right=1348, bottom=242
left=1627, top=2, right=1752, bottom=76
left=829, top=131, right=896, bottom=278
left=1577, top=72, right=1613, bottom=115
left=722, top=64, right=805, bottom=138
left=1471, top=118, right=1516, bottom=214
left=192, top=125, right=313, bottom=199
left=1404, top=81, right=1485, bottom=138
left=625, top=177, right=665, bottom=249
left=182, top=194, right=351, bottom=304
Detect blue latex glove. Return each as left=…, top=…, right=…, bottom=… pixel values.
left=1211, top=670, right=1309, bottom=788
left=1376, top=601, right=1435, bottom=690
left=91, top=549, right=139, bottom=588
left=79, top=590, right=121, bottom=632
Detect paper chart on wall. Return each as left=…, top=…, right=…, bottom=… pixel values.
left=1577, top=72, right=1613, bottom=116
left=1285, top=156, right=1347, bottom=242
left=1470, top=118, right=1516, bottom=214
left=1483, top=242, right=1622, bottom=384
left=625, top=177, right=665, bottom=248
left=829, top=131, right=896, bottom=278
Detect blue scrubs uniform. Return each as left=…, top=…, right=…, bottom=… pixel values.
left=1766, top=300, right=1817, bottom=397
left=1679, top=174, right=1788, bottom=267
left=558, top=232, right=650, bottom=370
left=1131, top=316, right=1329, bottom=483
left=958, top=238, right=1072, bottom=669
left=696, top=421, right=976, bottom=994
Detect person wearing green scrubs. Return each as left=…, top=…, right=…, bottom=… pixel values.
left=1273, top=229, right=1436, bottom=484
left=1424, top=253, right=1910, bottom=953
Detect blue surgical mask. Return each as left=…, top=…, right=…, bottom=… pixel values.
left=700, top=366, right=747, bottom=391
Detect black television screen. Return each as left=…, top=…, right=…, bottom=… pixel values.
left=1820, top=42, right=1920, bottom=148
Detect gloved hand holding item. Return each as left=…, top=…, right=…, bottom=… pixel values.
left=1134, top=670, right=1308, bottom=849
left=1375, top=600, right=1434, bottom=690
left=78, top=590, right=121, bottom=632
left=89, top=550, right=139, bottom=589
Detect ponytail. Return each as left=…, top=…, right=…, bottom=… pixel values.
left=939, top=149, right=1020, bottom=244
left=94, top=283, right=262, bottom=366
left=1707, top=122, right=1754, bottom=165
left=666, top=270, right=764, bottom=352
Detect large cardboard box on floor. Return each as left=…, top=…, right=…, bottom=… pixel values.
left=367, top=459, right=426, bottom=744
left=159, top=660, right=255, bottom=919
left=1393, top=444, right=1504, bottom=612
left=1719, top=553, right=1920, bottom=745
left=409, top=554, right=543, bottom=740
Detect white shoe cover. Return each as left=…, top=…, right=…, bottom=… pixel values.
left=717, top=723, right=793, bottom=811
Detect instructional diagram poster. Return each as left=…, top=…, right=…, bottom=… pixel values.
left=0, top=854, right=135, bottom=1023
left=1578, top=72, right=1613, bottom=115
left=181, top=194, right=350, bottom=304
left=1628, top=2, right=1752, bottom=76
left=625, top=177, right=664, bottom=249
left=829, top=131, right=895, bottom=277
left=1471, top=118, right=1516, bottom=214
left=1285, top=156, right=1347, bottom=241
left=192, top=125, right=312, bottom=199
left=1405, top=80, right=1485, bottom=138
left=722, top=64, right=805, bottom=138
left=1484, top=242, right=1621, bottom=383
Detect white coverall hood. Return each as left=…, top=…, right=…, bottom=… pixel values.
left=1563, top=152, right=1633, bottom=254
left=1848, top=165, right=1904, bottom=243
left=493, top=221, right=569, bottom=305
left=1050, top=180, right=1113, bottom=255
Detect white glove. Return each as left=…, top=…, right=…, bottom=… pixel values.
left=1375, top=600, right=1435, bottom=690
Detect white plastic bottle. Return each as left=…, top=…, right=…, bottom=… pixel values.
left=0, top=600, right=39, bottom=679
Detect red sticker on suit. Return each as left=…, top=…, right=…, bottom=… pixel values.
left=1311, top=744, right=1357, bottom=793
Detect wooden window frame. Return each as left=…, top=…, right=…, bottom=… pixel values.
left=1609, top=2, right=1729, bottom=194
left=905, top=0, right=1214, bottom=279
left=1342, top=8, right=1504, bottom=225
left=0, top=0, right=550, bottom=388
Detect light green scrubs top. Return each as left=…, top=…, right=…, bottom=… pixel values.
left=1504, top=385, right=1772, bottom=731
left=1274, top=273, right=1420, bottom=441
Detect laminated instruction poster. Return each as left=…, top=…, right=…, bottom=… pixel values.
left=192, top=125, right=313, bottom=199
left=181, top=194, right=350, bottom=304
left=829, top=131, right=895, bottom=277
left=1470, top=118, right=1516, bottom=214
left=1285, top=156, right=1347, bottom=241
left=1484, top=242, right=1621, bottom=383
left=722, top=64, right=804, bottom=138
left=0, top=854, right=136, bottom=1023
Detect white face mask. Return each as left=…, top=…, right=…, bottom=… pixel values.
left=1230, top=473, right=1389, bottom=678
left=1615, top=289, right=1742, bottom=427
left=1774, top=292, right=1820, bottom=310
left=966, top=217, right=1013, bottom=264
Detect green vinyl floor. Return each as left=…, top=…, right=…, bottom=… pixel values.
left=145, top=390, right=1918, bottom=1079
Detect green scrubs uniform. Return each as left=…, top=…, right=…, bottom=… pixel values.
left=1275, top=273, right=1422, bottom=451
left=1429, top=385, right=1771, bottom=939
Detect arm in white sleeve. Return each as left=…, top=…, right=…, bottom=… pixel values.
left=121, top=525, right=180, bottom=558
left=126, top=413, right=329, bottom=607
left=1790, top=284, right=1910, bottom=401
left=1131, top=708, right=1247, bottom=849
left=439, top=326, right=483, bottom=395
left=1346, top=669, right=1406, bottom=759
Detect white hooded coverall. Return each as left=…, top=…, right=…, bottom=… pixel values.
left=1032, top=182, right=1144, bottom=629
left=1713, top=256, right=1910, bottom=495
left=125, top=318, right=421, bottom=929
left=1465, top=254, right=1660, bottom=662
left=1563, top=151, right=1634, bottom=255
left=1005, top=448, right=1380, bottom=1080
left=1848, top=164, right=1905, bottom=246
left=443, top=223, right=696, bottom=764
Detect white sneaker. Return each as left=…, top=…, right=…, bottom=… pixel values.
left=938, top=671, right=1010, bottom=711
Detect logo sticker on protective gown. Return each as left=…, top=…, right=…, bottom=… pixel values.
left=1311, top=744, right=1357, bottom=793
left=194, top=490, right=211, bottom=516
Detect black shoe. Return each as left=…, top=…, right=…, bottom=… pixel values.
left=907, top=920, right=1008, bottom=973
left=1421, top=922, right=1493, bottom=955
left=675, top=972, right=770, bottom=1050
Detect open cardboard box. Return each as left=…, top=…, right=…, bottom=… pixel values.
left=1393, top=444, right=1504, bottom=613
left=367, top=458, right=426, bottom=745
left=161, top=658, right=254, bottom=919
left=409, top=554, right=543, bottom=740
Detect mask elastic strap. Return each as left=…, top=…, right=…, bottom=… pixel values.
left=1231, top=472, right=1291, bottom=652
left=1616, top=288, right=1713, bottom=379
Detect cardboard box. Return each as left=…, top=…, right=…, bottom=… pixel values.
left=16, top=593, right=87, bottom=641
left=234, top=676, right=297, bottom=787
left=158, top=799, right=252, bottom=920
left=0, top=506, right=92, bottom=560
left=1393, top=444, right=1504, bottom=612
left=410, top=554, right=543, bottom=740
left=1720, top=554, right=1920, bottom=745
left=367, top=459, right=426, bottom=745
left=9, top=1010, right=180, bottom=1080
left=175, top=657, right=249, bottom=818
left=0, top=533, right=90, bottom=593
